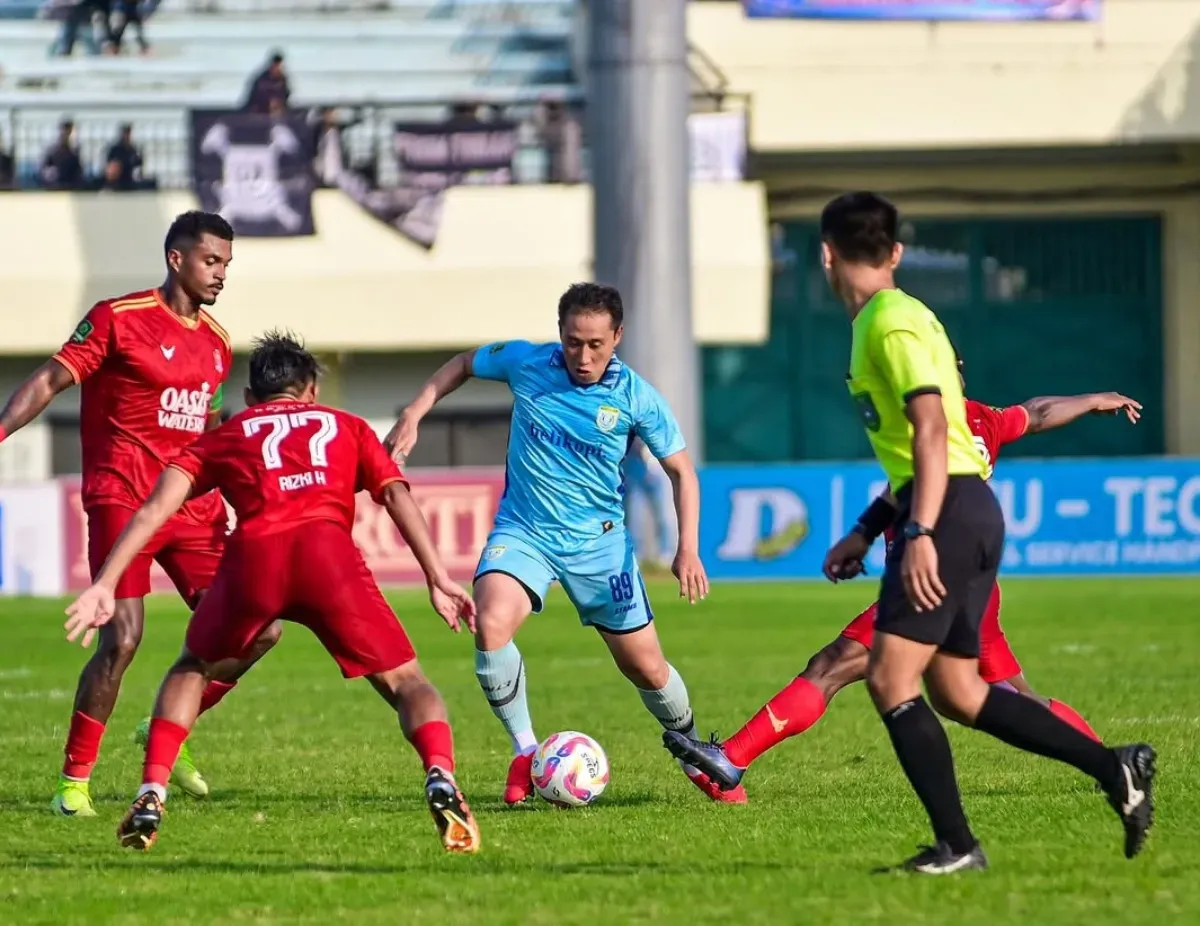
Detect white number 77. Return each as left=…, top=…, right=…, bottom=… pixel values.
left=243, top=411, right=339, bottom=470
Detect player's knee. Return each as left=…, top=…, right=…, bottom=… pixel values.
left=99, top=615, right=143, bottom=669
left=251, top=620, right=283, bottom=654
left=803, top=639, right=868, bottom=699
left=928, top=680, right=987, bottom=726
left=865, top=662, right=918, bottom=713
left=473, top=611, right=518, bottom=651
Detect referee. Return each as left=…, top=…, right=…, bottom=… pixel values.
left=820, top=192, right=1156, bottom=874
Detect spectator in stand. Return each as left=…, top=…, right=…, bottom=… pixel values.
left=0, top=128, right=14, bottom=190
left=102, top=123, right=144, bottom=191
left=536, top=100, right=583, bottom=184
left=112, top=0, right=157, bottom=56
left=59, top=0, right=116, bottom=57
left=312, top=107, right=357, bottom=188
left=244, top=52, right=291, bottom=115
left=41, top=120, right=85, bottom=190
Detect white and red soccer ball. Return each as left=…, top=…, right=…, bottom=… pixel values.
left=530, top=731, right=609, bottom=807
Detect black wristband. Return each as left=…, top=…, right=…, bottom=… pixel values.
left=854, top=496, right=896, bottom=543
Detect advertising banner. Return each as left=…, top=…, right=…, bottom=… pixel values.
left=743, top=1, right=1099, bottom=21
left=344, top=120, right=520, bottom=249
left=190, top=109, right=316, bottom=237
left=0, top=483, right=63, bottom=596
left=700, top=457, right=1200, bottom=580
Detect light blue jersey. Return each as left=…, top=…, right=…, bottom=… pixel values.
left=472, top=341, right=685, bottom=553
left=472, top=340, right=686, bottom=632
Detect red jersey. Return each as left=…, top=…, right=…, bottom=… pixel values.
left=883, top=398, right=1029, bottom=541
left=963, top=398, right=1030, bottom=479
left=169, top=400, right=407, bottom=539
left=53, top=289, right=232, bottom=525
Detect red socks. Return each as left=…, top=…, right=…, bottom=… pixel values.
left=143, top=718, right=191, bottom=788
left=62, top=711, right=106, bottom=780
left=409, top=721, right=455, bottom=773
left=199, top=680, right=237, bottom=715
left=724, top=677, right=827, bottom=769
left=1048, top=699, right=1101, bottom=742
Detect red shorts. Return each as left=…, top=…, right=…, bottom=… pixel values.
left=839, top=583, right=1022, bottom=684
left=185, top=521, right=415, bottom=678
left=88, top=505, right=226, bottom=607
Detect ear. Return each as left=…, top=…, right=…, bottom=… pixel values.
left=890, top=242, right=904, bottom=269
left=166, top=247, right=184, bottom=275
left=309, top=381, right=320, bottom=403
left=820, top=241, right=834, bottom=270
left=243, top=386, right=257, bottom=407
left=612, top=324, right=624, bottom=348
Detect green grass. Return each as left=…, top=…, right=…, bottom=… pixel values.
left=2, top=578, right=1198, bottom=925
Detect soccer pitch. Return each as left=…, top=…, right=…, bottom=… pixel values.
left=2, top=578, right=1197, bottom=925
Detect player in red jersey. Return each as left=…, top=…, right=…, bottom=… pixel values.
left=0, top=212, right=280, bottom=816
left=64, top=332, right=482, bottom=854
left=664, top=360, right=1142, bottom=792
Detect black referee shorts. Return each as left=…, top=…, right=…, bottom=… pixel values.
left=876, top=475, right=1005, bottom=657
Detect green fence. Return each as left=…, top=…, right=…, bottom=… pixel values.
left=703, top=215, right=1164, bottom=463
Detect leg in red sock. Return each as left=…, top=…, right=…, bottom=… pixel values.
left=1048, top=699, right=1101, bottom=742
left=142, top=718, right=191, bottom=793
left=410, top=720, right=456, bottom=773
left=198, top=680, right=236, bottom=716
left=723, top=636, right=870, bottom=769
left=62, top=711, right=106, bottom=781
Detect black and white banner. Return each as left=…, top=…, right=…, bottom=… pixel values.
left=190, top=110, right=316, bottom=237
left=345, top=119, right=519, bottom=249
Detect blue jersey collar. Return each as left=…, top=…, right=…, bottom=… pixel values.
left=550, top=347, right=624, bottom=388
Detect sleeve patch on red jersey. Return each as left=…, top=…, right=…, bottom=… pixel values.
left=69, top=320, right=94, bottom=344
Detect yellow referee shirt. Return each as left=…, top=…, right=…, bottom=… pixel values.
left=847, top=289, right=987, bottom=490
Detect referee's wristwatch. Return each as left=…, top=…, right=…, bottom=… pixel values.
left=902, top=521, right=936, bottom=541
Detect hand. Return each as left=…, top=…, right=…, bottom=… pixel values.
left=64, top=584, right=116, bottom=647
left=384, top=408, right=421, bottom=466
left=822, top=530, right=871, bottom=583
left=429, top=574, right=477, bottom=634
left=672, top=549, right=709, bottom=604
left=1092, top=393, right=1142, bottom=424
left=900, top=535, right=946, bottom=613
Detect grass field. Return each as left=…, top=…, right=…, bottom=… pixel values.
left=1, top=578, right=1198, bottom=925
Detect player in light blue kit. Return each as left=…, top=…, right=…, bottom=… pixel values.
left=385, top=283, right=747, bottom=805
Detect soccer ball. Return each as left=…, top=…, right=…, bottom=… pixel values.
left=530, top=731, right=610, bottom=808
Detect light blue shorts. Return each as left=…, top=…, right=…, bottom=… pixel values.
left=474, top=528, right=654, bottom=634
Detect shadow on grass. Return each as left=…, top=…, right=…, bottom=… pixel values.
left=0, top=854, right=792, bottom=878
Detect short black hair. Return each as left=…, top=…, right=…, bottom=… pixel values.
left=557, top=282, right=624, bottom=329
left=164, top=211, right=234, bottom=258
left=819, top=192, right=899, bottom=265
left=248, top=330, right=320, bottom=402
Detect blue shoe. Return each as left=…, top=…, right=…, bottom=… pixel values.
left=662, top=731, right=745, bottom=792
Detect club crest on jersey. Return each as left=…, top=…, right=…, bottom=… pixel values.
left=482, top=544, right=507, bottom=562
left=213, top=349, right=224, bottom=374
left=158, top=382, right=213, bottom=434
left=69, top=319, right=93, bottom=344
left=595, top=405, right=620, bottom=433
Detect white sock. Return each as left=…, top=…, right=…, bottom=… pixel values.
left=636, top=664, right=697, bottom=739
left=512, top=730, right=539, bottom=756
left=136, top=783, right=167, bottom=802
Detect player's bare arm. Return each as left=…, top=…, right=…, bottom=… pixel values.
left=64, top=467, right=194, bottom=646
left=1022, top=392, right=1142, bottom=432
left=904, top=394, right=949, bottom=612
left=385, top=349, right=478, bottom=463
left=0, top=358, right=76, bottom=440
left=658, top=449, right=708, bottom=604
left=379, top=481, right=477, bottom=633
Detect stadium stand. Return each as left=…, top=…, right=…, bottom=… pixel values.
left=0, top=0, right=581, bottom=188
